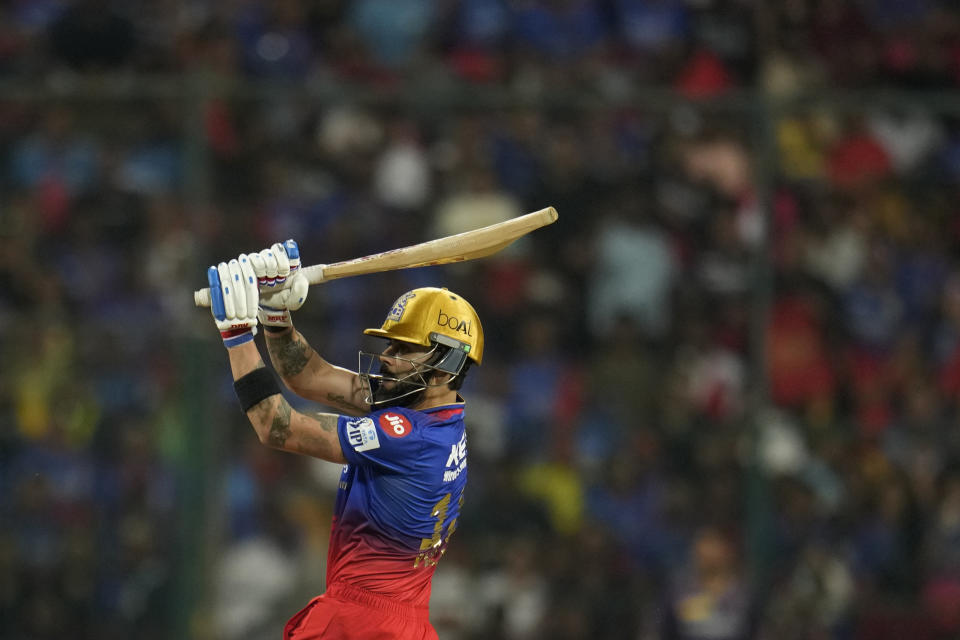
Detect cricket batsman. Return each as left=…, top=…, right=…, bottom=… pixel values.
left=206, top=240, right=480, bottom=639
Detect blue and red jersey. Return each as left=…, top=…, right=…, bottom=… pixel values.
left=329, top=402, right=468, bottom=607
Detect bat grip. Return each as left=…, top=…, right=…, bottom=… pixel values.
left=194, top=263, right=327, bottom=307
left=194, top=288, right=213, bottom=308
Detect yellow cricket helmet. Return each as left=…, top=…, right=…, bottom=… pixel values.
left=364, top=287, right=484, bottom=366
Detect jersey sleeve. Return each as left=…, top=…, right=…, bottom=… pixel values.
left=337, top=408, right=423, bottom=473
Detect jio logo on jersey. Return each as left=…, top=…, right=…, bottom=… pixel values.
left=379, top=412, right=412, bottom=438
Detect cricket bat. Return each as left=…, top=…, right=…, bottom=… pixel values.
left=194, top=206, right=558, bottom=307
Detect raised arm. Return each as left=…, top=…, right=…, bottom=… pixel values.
left=205, top=254, right=347, bottom=464
left=227, top=340, right=346, bottom=464
left=247, top=240, right=370, bottom=416
left=263, top=326, right=369, bottom=416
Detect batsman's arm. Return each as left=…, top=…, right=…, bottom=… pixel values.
left=263, top=326, right=370, bottom=417
left=227, top=340, right=348, bottom=464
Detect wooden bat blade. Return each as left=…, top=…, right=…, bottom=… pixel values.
left=194, top=206, right=557, bottom=307
left=316, top=206, right=556, bottom=281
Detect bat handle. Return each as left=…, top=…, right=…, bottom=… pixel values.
left=193, top=263, right=328, bottom=307
left=194, top=288, right=212, bottom=308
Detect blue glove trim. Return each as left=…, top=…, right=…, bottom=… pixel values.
left=223, top=330, right=256, bottom=349
left=284, top=239, right=299, bottom=260
left=207, top=266, right=226, bottom=321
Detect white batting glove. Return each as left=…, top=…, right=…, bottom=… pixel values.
left=247, top=240, right=309, bottom=330
left=207, top=256, right=260, bottom=348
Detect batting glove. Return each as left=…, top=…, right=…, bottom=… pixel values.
left=207, top=256, right=260, bottom=348
left=248, top=240, right=309, bottom=330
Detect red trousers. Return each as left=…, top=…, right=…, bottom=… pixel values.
left=283, top=583, right=439, bottom=640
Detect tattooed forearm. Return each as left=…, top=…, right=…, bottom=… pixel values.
left=310, top=411, right=338, bottom=433
left=267, top=398, right=293, bottom=447
left=326, top=393, right=365, bottom=414
left=246, top=396, right=291, bottom=448
left=330, top=376, right=370, bottom=413
left=266, top=331, right=313, bottom=377
left=246, top=396, right=346, bottom=462
left=250, top=394, right=274, bottom=424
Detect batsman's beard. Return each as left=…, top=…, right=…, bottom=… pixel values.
left=370, top=371, right=428, bottom=408
left=358, top=343, right=463, bottom=408
left=358, top=352, right=431, bottom=409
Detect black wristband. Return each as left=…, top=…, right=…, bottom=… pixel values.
left=262, top=325, right=289, bottom=334
left=234, top=367, right=282, bottom=413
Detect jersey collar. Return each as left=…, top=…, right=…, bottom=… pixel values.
left=423, top=398, right=465, bottom=421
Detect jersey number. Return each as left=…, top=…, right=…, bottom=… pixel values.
left=415, top=492, right=463, bottom=568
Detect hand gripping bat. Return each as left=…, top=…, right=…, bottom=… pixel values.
left=194, top=206, right=558, bottom=307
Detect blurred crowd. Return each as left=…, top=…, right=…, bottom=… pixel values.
left=0, top=0, right=959, bottom=92
left=2, top=0, right=960, bottom=639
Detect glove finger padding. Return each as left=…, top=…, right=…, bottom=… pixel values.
left=272, top=242, right=291, bottom=279
left=286, top=272, right=308, bottom=310
left=260, top=272, right=308, bottom=311
left=283, top=239, right=301, bottom=272
left=208, top=262, right=259, bottom=348
left=207, top=266, right=227, bottom=321
left=259, top=248, right=279, bottom=283
left=218, top=262, right=236, bottom=319
left=227, top=259, right=249, bottom=318
left=252, top=239, right=306, bottom=329
left=249, top=240, right=301, bottom=290
left=239, top=254, right=259, bottom=315
left=248, top=251, right=266, bottom=278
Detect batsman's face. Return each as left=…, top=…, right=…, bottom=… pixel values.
left=378, top=340, right=432, bottom=385
left=364, top=339, right=437, bottom=406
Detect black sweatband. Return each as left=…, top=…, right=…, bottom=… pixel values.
left=262, top=325, right=289, bottom=334
left=234, top=367, right=282, bottom=413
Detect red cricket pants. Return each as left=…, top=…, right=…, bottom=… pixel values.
left=283, top=582, right=439, bottom=640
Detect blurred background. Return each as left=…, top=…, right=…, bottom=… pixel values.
left=2, top=0, right=960, bottom=639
